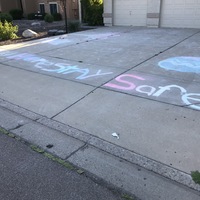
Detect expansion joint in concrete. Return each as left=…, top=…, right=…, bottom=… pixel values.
left=64, top=143, right=88, bottom=160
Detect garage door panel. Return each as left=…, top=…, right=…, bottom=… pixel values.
left=114, top=0, right=147, bottom=26
left=161, top=0, right=200, bottom=28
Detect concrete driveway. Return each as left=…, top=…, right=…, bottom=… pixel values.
left=0, top=26, right=200, bottom=198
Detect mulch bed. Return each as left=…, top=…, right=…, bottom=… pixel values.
left=0, top=20, right=66, bottom=46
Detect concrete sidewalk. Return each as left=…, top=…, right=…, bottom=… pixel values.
left=0, top=26, right=200, bottom=199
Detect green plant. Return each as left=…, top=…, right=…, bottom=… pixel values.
left=0, top=13, right=13, bottom=23
left=191, top=170, right=200, bottom=184
left=44, top=13, right=54, bottom=23
left=53, top=13, right=62, bottom=21
left=27, top=13, right=35, bottom=20
left=81, top=0, right=103, bottom=26
left=122, top=194, right=134, bottom=200
left=68, top=20, right=80, bottom=32
left=0, top=21, right=18, bottom=41
left=9, top=9, right=23, bottom=20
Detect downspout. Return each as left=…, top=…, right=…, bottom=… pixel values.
left=112, top=0, right=114, bottom=26
left=158, top=0, right=163, bottom=28
left=78, top=0, right=82, bottom=23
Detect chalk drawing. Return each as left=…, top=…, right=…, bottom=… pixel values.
left=37, top=32, right=120, bottom=45
left=0, top=51, right=113, bottom=80
left=158, top=57, right=200, bottom=73
left=105, top=74, right=145, bottom=90
left=41, top=37, right=71, bottom=45
left=104, top=73, right=200, bottom=111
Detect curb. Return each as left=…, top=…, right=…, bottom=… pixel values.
left=0, top=98, right=200, bottom=196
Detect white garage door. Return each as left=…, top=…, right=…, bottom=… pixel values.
left=160, top=0, right=200, bottom=28
left=113, top=0, right=147, bottom=26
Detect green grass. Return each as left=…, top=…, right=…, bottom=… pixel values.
left=30, top=145, right=75, bottom=170
left=0, top=127, right=9, bottom=135
left=122, top=194, right=135, bottom=200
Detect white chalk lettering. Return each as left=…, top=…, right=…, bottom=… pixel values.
left=153, top=85, right=187, bottom=97
left=182, top=93, right=200, bottom=110
left=136, top=85, right=156, bottom=96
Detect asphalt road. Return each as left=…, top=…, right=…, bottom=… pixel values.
left=0, top=131, right=125, bottom=200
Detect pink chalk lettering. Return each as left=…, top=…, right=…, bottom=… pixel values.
left=105, top=74, right=145, bottom=91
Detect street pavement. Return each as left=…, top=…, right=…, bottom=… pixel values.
left=0, top=130, right=124, bottom=200
left=0, top=26, right=200, bottom=199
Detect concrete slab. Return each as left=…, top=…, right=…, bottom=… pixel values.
left=102, top=70, right=200, bottom=111
left=0, top=27, right=128, bottom=54
left=0, top=98, right=41, bottom=120
left=41, top=44, right=156, bottom=69
left=11, top=122, right=85, bottom=159
left=0, top=50, right=123, bottom=86
left=68, top=146, right=200, bottom=200
left=54, top=88, right=200, bottom=174
left=135, top=32, right=200, bottom=83
left=0, top=107, right=30, bottom=130
left=41, top=28, right=199, bottom=69
left=0, top=34, right=95, bottom=54
left=0, top=65, right=94, bottom=118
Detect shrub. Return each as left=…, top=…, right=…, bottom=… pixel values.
left=53, top=13, right=62, bottom=21
left=9, top=9, right=23, bottom=20
left=81, top=0, right=103, bottom=26
left=0, top=13, right=13, bottom=23
left=27, top=13, right=36, bottom=20
left=88, top=3, right=103, bottom=26
left=0, top=21, right=18, bottom=41
left=44, top=14, right=54, bottom=23
left=68, top=21, right=80, bottom=32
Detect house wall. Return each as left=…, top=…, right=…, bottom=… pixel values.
left=103, top=0, right=112, bottom=26
left=21, top=0, right=37, bottom=16
left=37, top=0, right=79, bottom=20
left=0, top=0, right=21, bottom=13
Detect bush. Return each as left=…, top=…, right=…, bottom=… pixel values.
left=68, top=21, right=80, bottom=32
left=88, top=4, right=103, bottom=26
left=0, top=13, right=13, bottom=23
left=27, top=13, right=36, bottom=20
left=44, top=14, right=54, bottom=23
left=0, top=21, right=18, bottom=41
left=53, top=13, right=62, bottom=21
left=9, top=9, right=23, bottom=20
left=81, top=0, right=103, bottom=26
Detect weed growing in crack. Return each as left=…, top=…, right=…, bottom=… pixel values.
left=191, top=170, right=200, bottom=184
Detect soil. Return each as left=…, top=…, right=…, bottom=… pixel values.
left=0, top=20, right=67, bottom=46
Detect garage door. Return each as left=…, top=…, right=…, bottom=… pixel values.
left=113, top=0, right=147, bottom=26
left=160, top=0, right=200, bottom=28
